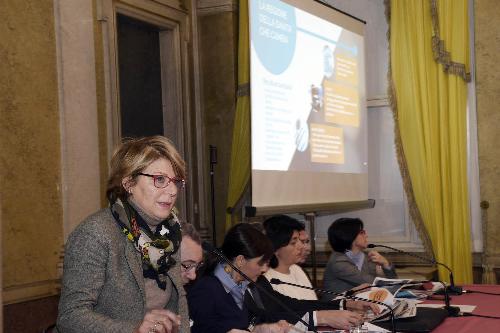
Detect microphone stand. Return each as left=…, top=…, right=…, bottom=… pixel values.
left=270, top=279, right=396, bottom=333
left=368, top=244, right=463, bottom=295
left=202, top=243, right=318, bottom=332
left=209, top=145, right=217, bottom=246
left=435, top=281, right=461, bottom=317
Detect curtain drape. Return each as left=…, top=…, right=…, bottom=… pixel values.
left=225, top=0, right=251, bottom=231
left=388, top=0, right=472, bottom=283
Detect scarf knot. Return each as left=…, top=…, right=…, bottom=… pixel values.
left=110, top=199, right=181, bottom=290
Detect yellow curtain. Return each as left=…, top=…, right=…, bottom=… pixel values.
left=389, top=0, right=472, bottom=283
left=226, top=0, right=251, bottom=231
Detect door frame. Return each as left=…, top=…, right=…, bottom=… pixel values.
left=98, top=0, right=197, bottom=220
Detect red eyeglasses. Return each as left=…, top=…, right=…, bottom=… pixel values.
left=137, top=172, right=185, bottom=190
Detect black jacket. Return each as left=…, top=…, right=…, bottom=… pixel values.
left=187, top=274, right=340, bottom=333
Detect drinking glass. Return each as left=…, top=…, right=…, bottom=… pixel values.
left=348, top=308, right=375, bottom=333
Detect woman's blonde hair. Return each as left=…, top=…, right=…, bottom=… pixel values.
left=106, top=136, right=186, bottom=203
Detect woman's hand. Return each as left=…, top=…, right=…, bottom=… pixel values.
left=345, top=300, right=381, bottom=315
left=367, top=250, right=390, bottom=268
left=253, top=320, right=292, bottom=333
left=134, top=309, right=180, bottom=333
left=227, top=321, right=291, bottom=333
left=316, top=310, right=363, bottom=330
left=348, top=283, right=372, bottom=295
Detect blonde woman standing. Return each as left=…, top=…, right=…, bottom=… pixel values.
left=57, top=136, right=189, bottom=333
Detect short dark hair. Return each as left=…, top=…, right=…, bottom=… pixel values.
left=221, top=223, right=274, bottom=263
left=181, top=222, right=201, bottom=245
left=263, top=215, right=305, bottom=268
left=327, top=217, right=364, bottom=253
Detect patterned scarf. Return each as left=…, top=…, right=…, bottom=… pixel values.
left=110, top=199, right=181, bottom=290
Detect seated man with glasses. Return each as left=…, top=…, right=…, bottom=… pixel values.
left=297, top=228, right=311, bottom=264
left=322, top=217, right=397, bottom=298
left=180, top=222, right=204, bottom=286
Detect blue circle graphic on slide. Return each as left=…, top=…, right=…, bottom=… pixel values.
left=251, top=0, right=296, bottom=75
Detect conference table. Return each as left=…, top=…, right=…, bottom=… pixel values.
left=315, top=284, right=500, bottom=332
left=423, top=284, right=500, bottom=333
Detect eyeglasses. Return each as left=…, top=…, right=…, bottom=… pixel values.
left=137, top=172, right=185, bottom=190
left=180, top=261, right=204, bottom=272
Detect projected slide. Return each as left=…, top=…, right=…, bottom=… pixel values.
left=250, top=0, right=367, bottom=174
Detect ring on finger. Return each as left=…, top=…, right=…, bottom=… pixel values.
left=148, top=321, right=161, bottom=333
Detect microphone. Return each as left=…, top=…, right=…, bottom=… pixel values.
left=209, top=145, right=218, bottom=165
left=201, top=242, right=318, bottom=332
left=270, top=278, right=396, bottom=333
left=367, top=244, right=463, bottom=295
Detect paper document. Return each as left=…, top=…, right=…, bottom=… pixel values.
left=364, top=322, right=391, bottom=332
left=372, top=277, right=415, bottom=296
left=316, top=322, right=390, bottom=333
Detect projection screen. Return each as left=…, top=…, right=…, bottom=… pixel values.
left=250, top=0, right=368, bottom=210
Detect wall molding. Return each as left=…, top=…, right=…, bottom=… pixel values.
left=1, top=194, right=2, bottom=331
left=481, top=254, right=500, bottom=266
left=188, top=0, right=210, bottom=232
left=367, top=95, right=389, bottom=108
left=2, top=279, right=61, bottom=305
left=197, top=0, right=237, bottom=16
left=54, top=0, right=102, bottom=239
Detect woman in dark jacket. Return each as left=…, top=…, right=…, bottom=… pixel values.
left=322, top=217, right=398, bottom=297
left=187, top=223, right=368, bottom=333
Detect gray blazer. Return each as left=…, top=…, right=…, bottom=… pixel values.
left=56, top=208, right=189, bottom=333
left=321, top=251, right=398, bottom=298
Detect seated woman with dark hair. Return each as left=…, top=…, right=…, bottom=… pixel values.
left=187, top=223, right=289, bottom=333
left=262, top=215, right=379, bottom=324
left=187, top=223, right=371, bottom=333
left=262, top=215, right=317, bottom=301
left=322, top=217, right=398, bottom=297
